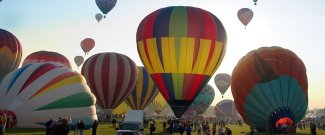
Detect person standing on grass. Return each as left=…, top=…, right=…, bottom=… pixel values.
left=92, top=120, right=98, bottom=135
left=185, top=125, right=192, bottom=135
left=78, top=120, right=85, bottom=135
left=74, top=120, right=80, bottom=135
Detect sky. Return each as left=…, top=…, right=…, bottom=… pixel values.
left=1, top=0, right=324, bottom=110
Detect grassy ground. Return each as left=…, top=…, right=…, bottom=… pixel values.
left=5, top=121, right=325, bottom=135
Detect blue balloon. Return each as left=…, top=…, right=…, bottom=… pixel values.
left=95, top=0, right=117, bottom=16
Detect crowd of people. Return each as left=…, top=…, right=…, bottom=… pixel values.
left=45, top=117, right=98, bottom=135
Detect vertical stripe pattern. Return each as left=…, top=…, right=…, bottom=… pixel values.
left=81, top=52, right=138, bottom=110
left=125, top=66, right=159, bottom=110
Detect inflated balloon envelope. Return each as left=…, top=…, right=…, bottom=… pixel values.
left=231, top=46, right=308, bottom=131
left=136, top=6, right=227, bottom=118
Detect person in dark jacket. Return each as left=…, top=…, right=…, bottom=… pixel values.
left=92, top=120, right=98, bottom=135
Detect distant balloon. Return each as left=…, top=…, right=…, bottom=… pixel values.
left=23, top=51, right=71, bottom=68
left=136, top=6, right=227, bottom=118
left=184, top=84, right=215, bottom=116
left=95, top=0, right=117, bottom=18
left=214, top=99, right=240, bottom=118
left=74, top=56, right=84, bottom=68
left=237, top=8, right=254, bottom=28
left=80, top=38, right=95, bottom=55
left=253, top=0, right=258, bottom=5
left=126, top=67, right=159, bottom=110
left=214, top=73, right=231, bottom=98
left=0, top=29, right=22, bottom=80
left=81, top=52, right=138, bottom=117
left=151, top=92, right=168, bottom=114
left=95, top=13, right=103, bottom=23
left=112, top=102, right=131, bottom=115
left=231, top=46, right=308, bottom=131
left=0, top=63, right=97, bottom=128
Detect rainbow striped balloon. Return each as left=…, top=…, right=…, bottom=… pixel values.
left=0, top=63, right=97, bottom=128
left=81, top=52, right=138, bottom=114
left=126, top=66, right=159, bottom=110
left=0, top=29, right=22, bottom=80
left=137, top=6, right=227, bottom=118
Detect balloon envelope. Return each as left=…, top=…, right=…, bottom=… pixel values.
left=112, top=102, right=131, bottom=115
left=136, top=6, right=227, bottom=118
left=214, top=99, right=240, bottom=118
left=74, top=56, right=84, bottom=67
left=0, top=29, right=22, bottom=80
left=231, top=46, right=308, bottom=131
left=126, top=66, right=159, bottom=110
left=95, top=0, right=117, bottom=16
left=23, top=51, right=71, bottom=68
left=237, top=8, right=253, bottom=27
left=184, top=84, right=215, bottom=116
left=0, top=63, right=97, bottom=128
left=81, top=52, right=137, bottom=113
left=214, top=73, right=231, bottom=97
left=151, top=92, right=168, bottom=114
left=80, top=38, right=95, bottom=54
left=95, top=13, right=103, bottom=22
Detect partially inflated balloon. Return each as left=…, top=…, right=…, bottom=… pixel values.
left=237, top=8, right=253, bottom=28
left=74, top=56, right=84, bottom=68
left=214, top=73, right=231, bottom=98
left=95, top=0, right=117, bottom=18
left=126, top=67, right=159, bottom=110
left=0, top=63, right=97, bottom=128
left=23, top=51, right=71, bottom=68
left=81, top=52, right=137, bottom=116
left=95, top=13, right=103, bottom=23
left=186, top=85, right=215, bottom=115
left=137, top=6, right=227, bottom=118
left=80, top=38, right=95, bottom=55
left=231, top=46, right=308, bottom=131
left=214, top=99, right=240, bottom=118
left=0, top=29, right=22, bottom=80
left=151, top=92, right=168, bottom=114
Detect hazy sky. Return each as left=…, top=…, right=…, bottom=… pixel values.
left=1, top=0, right=324, bottom=109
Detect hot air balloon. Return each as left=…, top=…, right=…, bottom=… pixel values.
left=95, top=0, right=117, bottom=18
left=81, top=52, right=137, bottom=118
left=74, top=56, right=84, bottom=68
left=0, top=62, right=97, bottom=128
left=136, top=6, right=227, bottom=118
left=253, top=0, right=258, bottom=5
left=0, top=29, right=22, bottom=81
left=184, top=84, right=215, bottom=116
left=80, top=38, right=95, bottom=55
left=23, top=51, right=71, bottom=68
left=237, top=8, right=253, bottom=29
left=231, top=46, right=308, bottom=132
left=214, top=99, right=241, bottom=119
left=214, top=73, right=231, bottom=98
left=125, top=66, right=159, bottom=110
left=95, top=13, right=103, bottom=23
left=151, top=92, right=168, bottom=114
left=112, top=102, right=131, bottom=115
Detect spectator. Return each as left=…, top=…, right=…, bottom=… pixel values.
left=92, top=120, right=98, bottom=135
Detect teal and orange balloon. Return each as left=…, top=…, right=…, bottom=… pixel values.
left=231, top=46, right=308, bottom=131
left=136, top=6, right=227, bottom=118
left=0, top=29, right=22, bottom=81
left=125, top=66, right=159, bottom=110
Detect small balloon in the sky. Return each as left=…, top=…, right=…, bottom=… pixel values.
left=95, top=0, right=117, bottom=18
left=80, top=38, right=95, bottom=55
left=95, top=13, right=103, bottom=23
left=237, top=8, right=254, bottom=29
left=74, top=56, right=84, bottom=68
left=253, top=0, right=258, bottom=5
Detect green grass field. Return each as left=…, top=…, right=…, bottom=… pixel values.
left=5, top=121, right=325, bottom=135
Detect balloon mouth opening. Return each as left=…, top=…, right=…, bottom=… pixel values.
left=269, top=107, right=295, bottom=130
left=0, top=110, right=17, bottom=128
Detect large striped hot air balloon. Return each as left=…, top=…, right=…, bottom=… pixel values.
left=23, top=50, right=71, bottom=68
left=136, top=6, right=227, bottom=118
left=231, top=46, right=308, bottom=131
left=0, top=63, right=97, bottom=128
left=125, top=66, right=159, bottom=110
left=0, top=29, right=22, bottom=81
left=81, top=52, right=138, bottom=117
